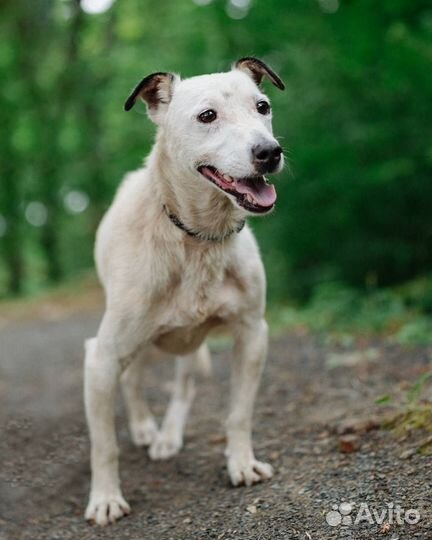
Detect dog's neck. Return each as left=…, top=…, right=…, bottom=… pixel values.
left=148, top=133, right=247, bottom=242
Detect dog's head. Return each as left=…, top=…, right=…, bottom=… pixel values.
left=125, top=58, right=285, bottom=215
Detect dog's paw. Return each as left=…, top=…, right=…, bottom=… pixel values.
left=227, top=455, right=273, bottom=487
left=85, top=492, right=131, bottom=526
left=148, top=431, right=182, bottom=460
left=130, top=416, right=158, bottom=447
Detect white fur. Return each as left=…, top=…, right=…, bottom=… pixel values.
left=84, top=65, right=283, bottom=526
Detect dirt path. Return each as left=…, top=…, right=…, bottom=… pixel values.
left=1, top=310, right=431, bottom=540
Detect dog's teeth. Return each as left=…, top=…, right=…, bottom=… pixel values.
left=246, top=194, right=255, bottom=204
left=224, top=175, right=233, bottom=183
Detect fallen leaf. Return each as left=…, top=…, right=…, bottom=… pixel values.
left=339, top=435, right=361, bottom=453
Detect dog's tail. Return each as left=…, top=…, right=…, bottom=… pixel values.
left=195, top=343, right=212, bottom=377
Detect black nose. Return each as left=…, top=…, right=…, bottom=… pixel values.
left=252, top=143, right=283, bottom=172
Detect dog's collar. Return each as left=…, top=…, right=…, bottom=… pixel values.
left=163, top=205, right=245, bottom=242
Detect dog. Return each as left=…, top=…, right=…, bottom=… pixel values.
left=84, top=57, right=285, bottom=526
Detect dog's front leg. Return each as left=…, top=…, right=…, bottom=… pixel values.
left=226, top=317, right=273, bottom=486
left=149, top=353, right=196, bottom=460
left=121, top=356, right=158, bottom=447
left=84, top=335, right=130, bottom=526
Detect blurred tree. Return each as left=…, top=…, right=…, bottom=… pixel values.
left=0, top=0, right=431, bottom=300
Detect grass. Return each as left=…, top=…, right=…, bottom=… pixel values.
left=268, top=277, right=432, bottom=445
left=268, top=276, right=432, bottom=345
left=377, top=368, right=432, bottom=453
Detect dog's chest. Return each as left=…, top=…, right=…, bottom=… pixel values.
left=163, top=250, right=225, bottom=320
left=152, top=248, right=240, bottom=354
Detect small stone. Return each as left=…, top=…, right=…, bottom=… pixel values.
left=399, top=448, right=416, bottom=460
left=336, top=417, right=379, bottom=435
left=246, top=504, right=257, bottom=514
left=380, top=522, right=391, bottom=533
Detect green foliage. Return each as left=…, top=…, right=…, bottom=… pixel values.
left=396, top=317, right=432, bottom=345
left=0, top=0, right=431, bottom=303
left=269, top=275, right=432, bottom=344
left=375, top=394, right=393, bottom=406
left=384, top=406, right=432, bottom=439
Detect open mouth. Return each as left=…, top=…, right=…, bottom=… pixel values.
left=197, top=166, right=277, bottom=214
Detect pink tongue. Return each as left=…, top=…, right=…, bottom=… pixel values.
left=235, top=178, right=277, bottom=207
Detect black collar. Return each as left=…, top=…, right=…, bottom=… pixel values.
left=163, top=205, right=245, bottom=242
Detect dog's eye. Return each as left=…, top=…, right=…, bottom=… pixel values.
left=256, top=101, right=271, bottom=115
left=198, top=109, right=217, bottom=123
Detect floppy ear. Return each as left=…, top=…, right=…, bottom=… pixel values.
left=234, top=57, right=285, bottom=90
left=124, top=72, right=179, bottom=124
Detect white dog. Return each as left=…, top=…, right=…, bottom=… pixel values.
left=84, top=57, right=285, bottom=526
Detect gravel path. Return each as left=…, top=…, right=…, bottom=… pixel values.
left=1, top=310, right=431, bottom=539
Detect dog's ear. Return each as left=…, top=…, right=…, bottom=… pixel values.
left=234, top=57, right=285, bottom=91
left=124, top=72, right=179, bottom=123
